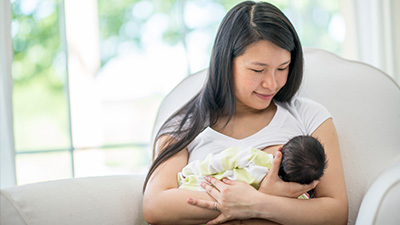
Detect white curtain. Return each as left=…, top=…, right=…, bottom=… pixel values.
left=0, top=0, right=17, bottom=188
left=349, top=0, right=400, bottom=83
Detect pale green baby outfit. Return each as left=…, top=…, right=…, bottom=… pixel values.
left=178, top=147, right=310, bottom=199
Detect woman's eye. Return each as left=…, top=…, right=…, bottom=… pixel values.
left=278, top=67, right=289, bottom=71
left=251, top=69, right=264, bottom=73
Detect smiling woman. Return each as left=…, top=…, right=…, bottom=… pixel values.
left=142, top=2, right=347, bottom=225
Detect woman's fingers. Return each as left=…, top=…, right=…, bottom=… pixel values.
left=191, top=178, right=259, bottom=222
left=206, top=215, right=229, bottom=225
left=200, top=177, right=223, bottom=200
left=187, top=197, right=230, bottom=224
left=187, top=197, right=216, bottom=210
left=269, top=150, right=282, bottom=177
left=205, top=176, right=225, bottom=189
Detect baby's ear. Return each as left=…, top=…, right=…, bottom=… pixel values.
left=278, top=146, right=283, bottom=151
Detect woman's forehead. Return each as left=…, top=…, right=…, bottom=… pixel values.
left=235, top=40, right=291, bottom=66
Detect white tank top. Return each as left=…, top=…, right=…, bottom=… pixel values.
left=186, top=97, right=331, bottom=163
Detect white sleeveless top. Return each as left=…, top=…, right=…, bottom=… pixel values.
left=186, top=97, right=331, bottom=163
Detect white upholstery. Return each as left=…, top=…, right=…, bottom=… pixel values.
left=355, top=162, right=400, bottom=225
left=1, top=48, right=399, bottom=225
left=0, top=175, right=147, bottom=225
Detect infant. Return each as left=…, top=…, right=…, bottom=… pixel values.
left=178, top=135, right=327, bottom=199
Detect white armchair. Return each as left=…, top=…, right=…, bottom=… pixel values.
left=1, top=48, right=400, bottom=225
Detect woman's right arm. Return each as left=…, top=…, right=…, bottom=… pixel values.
left=143, top=136, right=220, bottom=224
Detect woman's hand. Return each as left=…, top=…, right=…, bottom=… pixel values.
left=187, top=177, right=260, bottom=224
left=259, top=149, right=319, bottom=198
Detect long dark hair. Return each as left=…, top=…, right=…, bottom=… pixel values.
left=143, top=1, right=303, bottom=191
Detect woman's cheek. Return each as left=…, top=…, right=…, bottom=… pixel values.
left=278, top=74, right=289, bottom=88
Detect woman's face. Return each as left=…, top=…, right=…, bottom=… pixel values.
left=232, top=40, right=291, bottom=113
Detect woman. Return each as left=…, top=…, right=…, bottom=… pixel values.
left=143, top=1, right=348, bottom=224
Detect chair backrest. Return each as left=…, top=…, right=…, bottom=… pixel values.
left=299, top=48, right=400, bottom=224
left=151, top=48, right=400, bottom=225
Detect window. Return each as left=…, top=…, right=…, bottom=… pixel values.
left=11, top=0, right=345, bottom=185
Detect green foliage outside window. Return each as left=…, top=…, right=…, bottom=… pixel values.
left=12, top=0, right=69, bottom=151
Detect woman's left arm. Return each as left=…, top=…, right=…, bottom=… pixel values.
left=264, top=118, right=348, bottom=225
left=263, top=118, right=348, bottom=225
left=189, top=118, right=348, bottom=225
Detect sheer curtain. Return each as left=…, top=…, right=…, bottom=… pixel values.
left=345, top=0, right=400, bottom=84
left=0, top=0, right=16, bottom=188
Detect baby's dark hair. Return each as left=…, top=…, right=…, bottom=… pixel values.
left=279, top=135, right=327, bottom=185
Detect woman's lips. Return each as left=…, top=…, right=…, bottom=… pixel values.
left=254, top=92, right=274, bottom=100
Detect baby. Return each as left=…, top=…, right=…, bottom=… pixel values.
left=178, top=135, right=327, bottom=199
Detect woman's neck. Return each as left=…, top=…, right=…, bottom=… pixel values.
left=211, top=102, right=277, bottom=139
left=234, top=101, right=276, bottom=118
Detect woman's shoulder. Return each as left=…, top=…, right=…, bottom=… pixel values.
left=275, top=97, right=332, bottom=134
left=276, top=97, right=329, bottom=114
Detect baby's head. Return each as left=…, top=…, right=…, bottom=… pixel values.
left=279, top=135, right=327, bottom=185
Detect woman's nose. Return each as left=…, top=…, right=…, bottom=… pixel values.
left=261, top=72, right=278, bottom=90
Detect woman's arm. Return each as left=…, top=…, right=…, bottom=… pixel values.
left=142, top=136, right=220, bottom=224
left=190, top=119, right=348, bottom=225
left=252, top=119, right=348, bottom=225
left=221, top=219, right=280, bottom=225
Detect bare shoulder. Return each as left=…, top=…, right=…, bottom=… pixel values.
left=312, top=118, right=338, bottom=141
left=154, top=135, right=179, bottom=159
left=146, top=135, right=189, bottom=191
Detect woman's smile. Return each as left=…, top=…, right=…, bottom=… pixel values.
left=254, top=92, right=274, bottom=100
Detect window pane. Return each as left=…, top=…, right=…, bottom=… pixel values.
left=74, top=146, right=150, bottom=177
left=68, top=0, right=189, bottom=148
left=11, top=0, right=70, bottom=152
left=16, top=151, right=72, bottom=185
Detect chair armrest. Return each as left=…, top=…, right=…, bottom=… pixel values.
left=0, top=174, right=147, bottom=225
left=355, top=160, right=400, bottom=225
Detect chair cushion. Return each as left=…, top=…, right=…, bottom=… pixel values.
left=0, top=174, right=147, bottom=225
